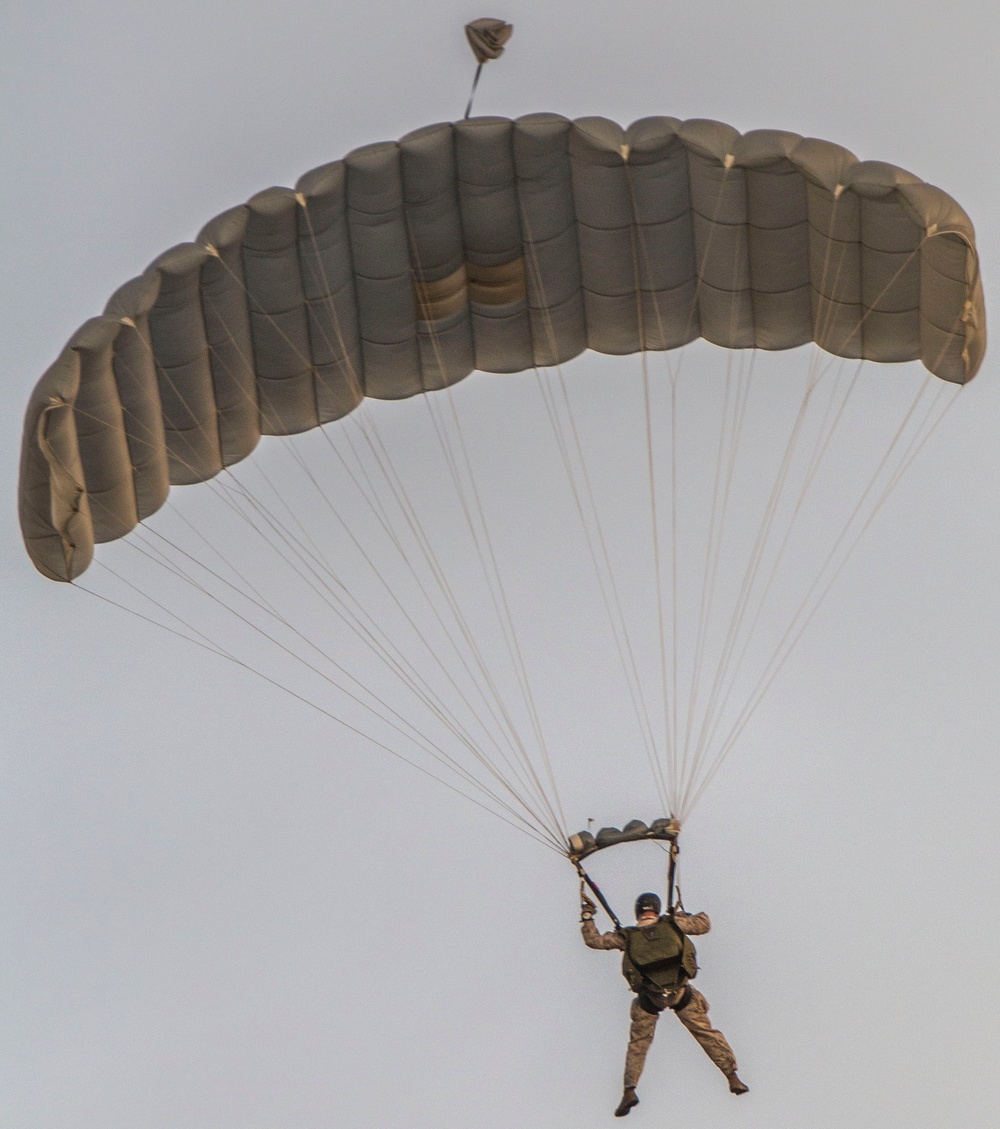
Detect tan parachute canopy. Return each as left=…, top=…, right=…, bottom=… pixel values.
left=19, top=114, right=985, bottom=584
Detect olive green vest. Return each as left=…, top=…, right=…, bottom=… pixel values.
left=621, top=916, right=698, bottom=993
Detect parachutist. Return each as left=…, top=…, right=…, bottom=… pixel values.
left=581, top=891, right=746, bottom=1111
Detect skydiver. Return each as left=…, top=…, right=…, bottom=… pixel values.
left=581, top=891, right=748, bottom=1116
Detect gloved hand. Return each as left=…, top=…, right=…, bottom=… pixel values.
left=580, top=896, right=597, bottom=921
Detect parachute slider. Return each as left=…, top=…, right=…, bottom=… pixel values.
left=567, top=818, right=680, bottom=861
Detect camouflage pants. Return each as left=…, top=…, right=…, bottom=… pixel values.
left=624, top=986, right=737, bottom=1089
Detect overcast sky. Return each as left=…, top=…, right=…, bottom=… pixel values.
left=3, top=3, right=1000, bottom=1127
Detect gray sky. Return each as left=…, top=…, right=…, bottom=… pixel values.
left=3, top=2, right=1000, bottom=1127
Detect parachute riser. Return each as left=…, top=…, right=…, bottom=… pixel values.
left=666, top=839, right=679, bottom=915
left=576, top=862, right=624, bottom=932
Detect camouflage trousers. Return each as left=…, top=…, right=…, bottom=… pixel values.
left=624, top=986, right=737, bottom=1089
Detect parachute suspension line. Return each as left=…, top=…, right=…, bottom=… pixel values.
left=624, top=162, right=709, bottom=809
left=640, top=347, right=678, bottom=807
left=404, top=220, right=566, bottom=844
left=293, top=202, right=367, bottom=405
left=680, top=394, right=816, bottom=800
left=681, top=164, right=744, bottom=803
left=671, top=160, right=736, bottom=391
left=686, top=363, right=816, bottom=789
left=229, top=454, right=569, bottom=846
left=208, top=225, right=570, bottom=845
left=684, top=372, right=962, bottom=815
left=618, top=172, right=939, bottom=820
left=797, top=359, right=866, bottom=501
left=297, top=205, right=566, bottom=812
left=517, top=196, right=671, bottom=815
left=691, top=222, right=771, bottom=698
left=701, top=358, right=867, bottom=746
left=309, top=419, right=559, bottom=815
left=677, top=363, right=826, bottom=815
left=86, top=421, right=566, bottom=848
left=831, top=237, right=931, bottom=361
left=672, top=192, right=856, bottom=815
left=208, top=477, right=549, bottom=810
left=122, top=510, right=550, bottom=835
left=429, top=385, right=569, bottom=837
left=682, top=199, right=854, bottom=779
left=624, top=168, right=678, bottom=807
left=154, top=335, right=550, bottom=819
left=532, top=363, right=669, bottom=814
left=681, top=351, right=748, bottom=780
left=628, top=158, right=741, bottom=810
left=621, top=163, right=678, bottom=808
left=314, top=413, right=536, bottom=783
left=305, top=197, right=536, bottom=781
left=340, top=481, right=565, bottom=838
left=403, top=219, right=569, bottom=841
left=76, top=563, right=558, bottom=852
left=415, top=388, right=566, bottom=839
left=608, top=165, right=676, bottom=807
left=228, top=433, right=553, bottom=815
left=304, top=191, right=546, bottom=792
left=667, top=340, right=688, bottom=787
left=679, top=233, right=935, bottom=814
left=114, top=268, right=571, bottom=849
left=350, top=406, right=561, bottom=820
left=290, top=451, right=557, bottom=819
left=671, top=167, right=737, bottom=803
left=89, top=549, right=233, bottom=661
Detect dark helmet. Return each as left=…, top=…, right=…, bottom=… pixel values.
left=634, top=892, right=661, bottom=918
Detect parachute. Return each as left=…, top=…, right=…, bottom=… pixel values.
left=18, top=113, right=986, bottom=852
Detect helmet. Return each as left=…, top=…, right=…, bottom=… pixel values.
left=634, top=892, right=661, bottom=918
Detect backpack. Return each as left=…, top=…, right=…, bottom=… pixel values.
left=621, top=915, right=697, bottom=996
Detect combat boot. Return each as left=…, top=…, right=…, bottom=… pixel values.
left=614, top=1087, right=639, bottom=1117
left=726, top=1071, right=749, bottom=1095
